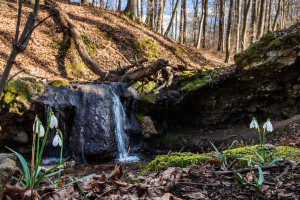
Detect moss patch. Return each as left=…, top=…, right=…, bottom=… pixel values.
left=49, top=80, right=69, bottom=88
left=145, top=152, right=214, bottom=172
left=136, top=40, right=161, bottom=59
left=267, top=38, right=283, bottom=49
left=181, top=76, right=212, bottom=92
left=80, top=34, right=96, bottom=55
left=0, top=79, right=44, bottom=115
left=145, top=146, right=300, bottom=171
left=67, top=62, right=86, bottom=78
left=135, top=81, right=158, bottom=103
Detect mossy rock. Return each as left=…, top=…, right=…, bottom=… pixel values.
left=145, top=152, right=214, bottom=172
left=49, top=80, right=69, bottom=88
left=181, top=76, right=212, bottom=92
left=223, top=145, right=300, bottom=167
left=0, top=79, right=44, bottom=115
left=145, top=146, right=300, bottom=171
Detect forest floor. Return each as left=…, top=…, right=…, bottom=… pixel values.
left=0, top=0, right=227, bottom=82
left=4, top=117, right=300, bottom=199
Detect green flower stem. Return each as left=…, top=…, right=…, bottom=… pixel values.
left=57, top=130, right=63, bottom=188
left=37, top=109, right=53, bottom=172
left=34, top=119, right=40, bottom=178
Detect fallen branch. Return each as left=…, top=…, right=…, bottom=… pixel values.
left=5, top=69, right=25, bottom=85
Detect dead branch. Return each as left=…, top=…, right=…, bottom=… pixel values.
left=5, top=69, right=25, bottom=85
left=216, top=165, right=284, bottom=175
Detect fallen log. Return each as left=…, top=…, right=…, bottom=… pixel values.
left=45, top=0, right=170, bottom=82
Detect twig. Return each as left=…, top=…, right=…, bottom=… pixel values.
left=216, top=165, right=284, bottom=175
left=98, top=187, right=117, bottom=197
left=5, top=69, right=25, bottom=85
left=167, top=150, right=172, bottom=157
left=276, top=166, right=289, bottom=182
left=227, top=159, right=238, bottom=170
left=179, top=146, right=185, bottom=153
left=178, top=182, right=224, bottom=187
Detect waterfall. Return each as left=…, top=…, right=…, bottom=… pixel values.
left=111, top=88, right=139, bottom=162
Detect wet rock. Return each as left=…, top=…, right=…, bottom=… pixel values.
left=141, top=116, right=157, bottom=136
left=16, top=130, right=29, bottom=144
left=0, top=153, right=16, bottom=200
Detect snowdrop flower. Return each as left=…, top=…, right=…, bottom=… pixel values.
left=52, top=135, right=62, bottom=147
left=250, top=118, right=258, bottom=129
left=33, top=121, right=45, bottom=137
left=50, top=115, right=58, bottom=129
left=263, top=119, right=273, bottom=132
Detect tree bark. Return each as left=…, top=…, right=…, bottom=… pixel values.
left=196, top=0, right=205, bottom=48
left=160, top=0, right=165, bottom=34
left=146, top=0, right=154, bottom=27
left=250, top=0, right=257, bottom=43
left=82, top=0, right=89, bottom=4
left=267, top=0, right=272, bottom=31
left=242, top=0, right=252, bottom=50
left=225, top=0, right=234, bottom=63
left=154, top=0, right=158, bottom=30
left=235, top=0, right=241, bottom=53
left=164, top=0, right=180, bottom=36
left=157, top=0, right=164, bottom=33
left=193, top=0, right=199, bottom=46
left=202, top=0, right=208, bottom=48
left=257, top=0, right=266, bottom=39
left=182, top=0, right=187, bottom=43
left=137, top=0, right=142, bottom=21
left=124, top=0, right=137, bottom=20
left=179, top=0, right=184, bottom=44
left=118, top=0, right=122, bottom=10
left=217, top=0, right=224, bottom=51
left=272, top=0, right=282, bottom=31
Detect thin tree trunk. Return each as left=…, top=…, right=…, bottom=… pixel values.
left=179, top=0, right=184, bottom=44
left=272, top=0, right=282, bottom=31
left=280, top=0, right=285, bottom=29
left=146, top=0, right=154, bottom=27
left=242, top=0, right=252, bottom=50
left=217, top=0, right=224, bottom=51
left=196, top=0, right=205, bottom=48
left=170, top=0, right=174, bottom=38
left=235, top=0, right=241, bottom=53
left=160, top=0, right=165, bottom=34
left=257, top=0, right=266, bottom=39
left=157, top=0, right=164, bottom=33
left=202, top=0, right=208, bottom=48
left=222, top=0, right=226, bottom=51
left=267, top=0, right=272, bottom=30
left=183, top=0, right=187, bottom=43
left=193, top=0, right=199, bottom=46
left=250, top=0, right=257, bottom=43
left=154, top=0, right=158, bottom=30
left=212, top=2, right=218, bottom=48
left=225, top=0, right=234, bottom=63
left=137, top=0, right=142, bottom=21
left=164, top=0, right=180, bottom=36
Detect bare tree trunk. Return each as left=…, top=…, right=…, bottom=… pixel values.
left=160, top=0, right=165, bottom=34
left=193, top=0, right=199, bottom=46
left=146, top=0, right=154, bottom=27
left=179, top=0, right=184, bottom=44
left=170, top=0, right=174, bottom=38
left=154, top=0, right=158, bottom=30
left=124, top=0, right=137, bottom=20
left=250, top=0, right=257, bottom=43
left=164, top=0, right=180, bottom=36
left=218, top=0, right=224, bottom=51
left=202, top=0, right=208, bottom=48
left=267, top=0, right=272, bottom=30
left=225, top=0, right=234, bottom=63
left=242, top=0, right=252, bottom=50
left=235, top=0, right=241, bottom=53
left=0, top=0, right=40, bottom=96
left=82, top=0, right=89, bottom=4
left=100, top=0, right=105, bottom=8
left=212, top=1, right=218, bottom=48
left=272, top=0, right=282, bottom=30
left=137, top=0, right=142, bottom=21
left=280, top=0, right=285, bottom=29
left=196, top=0, right=205, bottom=48
left=257, top=0, right=266, bottom=39
left=157, top=0, right=163, bottom=33
left=183, top=0, right=187, bottom=43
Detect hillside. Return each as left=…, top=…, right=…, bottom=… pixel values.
left=0, top=0, right=226, bottom=82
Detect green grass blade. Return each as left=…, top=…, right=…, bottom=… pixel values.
left=45, top=177, right=56, bottom=189
left=249, top=148, right=264, bottom=163
left=234, top=173, right=247, bottom=184
left=59, top=174, right=95, bottom=189
left=44, top=169, right=64, bottom=178
left=228, top=140, right=238, bottom=150
left=68, top=176, right=88, bottom=200
left=267, top=158, right=283, bottom=166
left=34, top=166, right=42, bottom=180
left=6, top=146, right=31, bottom=186
left=210, top=142, right=223, bottom=163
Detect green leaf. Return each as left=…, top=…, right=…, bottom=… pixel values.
left=44, top=169, right=64, bottom=178
left=6, top=146, right=31, bottom=186
left=257, top=166, right=264, bottom=187
left=34, top=166, right=42, bottom=180
left=210, top=142, right=223, bottom=163
left=267, top=158, right=283, bottom=166
left=249, top=148, right=264, bottom=163
left=234, top=173, right=247, bottom=183
left=228, top=140, right=238, bottom=150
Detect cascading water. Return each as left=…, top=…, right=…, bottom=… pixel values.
left=111, top=88, right=139, bottom=162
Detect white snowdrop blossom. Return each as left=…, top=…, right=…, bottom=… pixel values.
left=263, top=119, right=273, bottom=132
left=250, top=118, right=258, bottom=129
left=33, top=122, right=45, bottom=137
left=50, top=115, right=58, bottom=129
left=52, top=135, right=62, bottom=147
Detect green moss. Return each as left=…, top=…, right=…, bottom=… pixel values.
left=135, top=81, right=158, bottom=103
left=124, top=177, right=141, bottom=183
left=67, top=62, right=86, bottom=78
left=101, top=33, right=111, bottom=40
left=234, top=53, right=241, bottom=65
left=181, top=76, right=212, bottom=92
left=0, top=79, right=44, bottom=115
left=267, top=38, right=283, bottom=49
left=145, top=153, right=214, bottom=172
left=50, top=39, right=63, bottom=49
left=181, top=71, right=196, bottom=80
left=260, top=33, right=276, bottom=43
left=223, top=145, right=300, bottom=167
left=137, top=40, right=161, bottom=59
left=80, top=34, right=96, bottom=55
left=170, top=45, right=185, bottom=59
left=49, top=80, right=69, bottom=88
left=136, top=113, right=144, bottom=123
left=93, top=29, right=100, bottom=35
